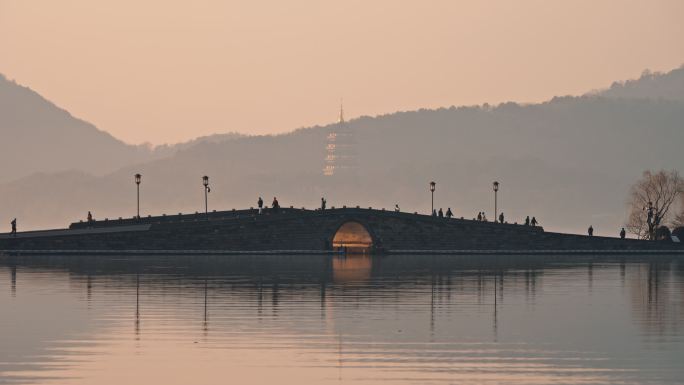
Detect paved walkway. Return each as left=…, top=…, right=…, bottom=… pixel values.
left=0, top=224, right=151, bottom=239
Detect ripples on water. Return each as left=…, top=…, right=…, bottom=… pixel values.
left=1, top=254, right=682, bottom=384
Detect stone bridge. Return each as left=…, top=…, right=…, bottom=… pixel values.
left=0, top=207, right=682, bottom=254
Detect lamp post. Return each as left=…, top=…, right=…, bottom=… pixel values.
left=202, top=175, right=210, bottom=216
left=430, top=181, right=436, bottom=215
left=493, top=181, right=499, bottom=223
left=134, top=173, right=142, bottom=218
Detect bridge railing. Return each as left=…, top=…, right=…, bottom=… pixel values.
left=66, top=206, right=545, bottom=233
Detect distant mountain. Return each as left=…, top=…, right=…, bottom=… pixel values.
left=151, top=132, right=247, bottom=156
left=1, top=66, right=683, bottom=234
left=0, top=74, right=154, bottom=182
left=0, top=75, right=245, bottom=183
left=2, top=95, right=683, bottom=234
left=593, top=65, right=684, bottom=102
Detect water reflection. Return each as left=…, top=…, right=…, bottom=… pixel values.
left=1, top=254, right=683, bottom=384
left=331, top=255, right=372, bottom=283
left=135, top=273, right=140, bottom=337
left=628, top=261, right=684, bottom=337
left=10, top=263, right=16, bottom=297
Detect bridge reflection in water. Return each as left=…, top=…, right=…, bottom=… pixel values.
left=332, top=255, right=372, bottom=283
left=2, top=254, right=684, bottom=385
left=332, top=221, right=373, bottom=254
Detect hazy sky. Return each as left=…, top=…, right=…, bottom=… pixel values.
left=1, top=0, right=683, bottom=145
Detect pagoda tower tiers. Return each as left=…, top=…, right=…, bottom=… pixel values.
left=323, top=103, right=358, bottom=176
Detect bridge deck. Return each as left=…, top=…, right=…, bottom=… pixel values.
left=0, top=208, right=681, bottom=254
left=0, top=224, right=151, bottom=239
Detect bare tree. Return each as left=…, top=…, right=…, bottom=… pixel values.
left=625, top=170, right=683, bottom=240
left=672, top=195, right=684, bottom=229
left=626, top=208, right=650, bottom=240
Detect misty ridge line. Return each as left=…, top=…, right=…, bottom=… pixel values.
left=3, top=63, right=683, bottom=151
left=0, top=73, right=246, bottom=152
left=1, top=65, right=683, bottom=234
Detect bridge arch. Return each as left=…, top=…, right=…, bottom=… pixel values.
left=331, top=220, right=374, bottom=253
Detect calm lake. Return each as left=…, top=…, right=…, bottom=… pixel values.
left=1, top=254, right=683, bottom=384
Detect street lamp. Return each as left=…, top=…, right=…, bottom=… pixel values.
left=493, top=181, right=499, bottom=223
left=202, top=175, right=210, bottom=216
left=430, top=181, right=436, bottom=215
left=134, top=173, right=142, bottom=218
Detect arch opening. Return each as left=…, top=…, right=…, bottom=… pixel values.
left=332, top=221, right=373, bottom=254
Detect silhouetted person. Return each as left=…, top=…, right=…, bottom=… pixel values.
left=482, top=213, right=488, bottom=222
left=446, top=208, right=453, bottom=218
left=525, top=216, right=530, bottom=226
left=87, top=211, right=93, bottom=224
left=395, top=204, right=400, bottom=212
left=499, top=212, right=504, bottom=224
left=272, top=197, right=280, bottom=212
left=258, top=197, right=263, bottom=210
left=530, top=217, right=538, bottom=227
left=477, top=212, right=482, bottom=221
left=620, top=228, right=626, bottom=239
left=438, top=208, right=443, bottom=218
left=588, top=225, right=594, bottom=236
left=432, top=209, right=437, bottom=217
left=10, top=218, right=17, bottom=236
left=321, top=197, right=326, bottom=211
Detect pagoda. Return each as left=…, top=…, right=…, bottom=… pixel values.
left=323, top=103, right=357, bottom=176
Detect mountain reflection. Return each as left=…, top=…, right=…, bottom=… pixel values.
left=1, top=254, right=684, bottom=385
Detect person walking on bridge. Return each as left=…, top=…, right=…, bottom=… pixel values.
left=257, top=197, right=263, bottom=214
left=10, top=218, right=17, bottom=236
left=620, top=228, right=626, bottom=239
left=588, top=225, right=594, bottom=236
left=525, top=216, right=530, bottom=226
left=438, top=208, right=444, bottom=218
left=321, top=197, right=326, bottom=211
left=477, top=212, right=482, bottom=221
left=446, top=208, right=453, bottom=218
left=395, top=204, right=400, bottom=212
left=499, top=212, right=505, bottom=224
left=272, top=197, right=280, bottom=213
left=530, top=217, right=538, bottom=227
